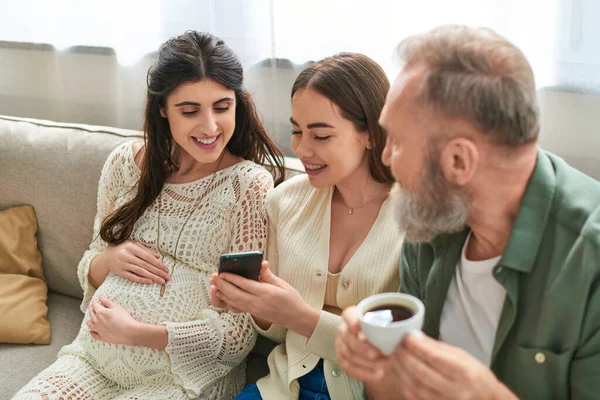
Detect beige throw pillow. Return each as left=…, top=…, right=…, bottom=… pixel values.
left=0, top=205, right=50, bottom=344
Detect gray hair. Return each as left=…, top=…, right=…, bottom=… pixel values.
left=396, top=25, right=539, bottom=146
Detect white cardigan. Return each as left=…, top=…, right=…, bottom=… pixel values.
left=255, top=174, right=403, bottom=400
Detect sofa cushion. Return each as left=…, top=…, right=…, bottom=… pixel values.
left=0, top=291, right=83, bottom=398
left=245, top=335, right=277, bottom=384
left=0, top=115, right=141, bottom=298
left=0, top=205, right=44, bottom=278
left=246, top=354, right=271, bottom=386
left=0, top=274, right=50, bottom=344
left=0, top=205, right=51, bottom=345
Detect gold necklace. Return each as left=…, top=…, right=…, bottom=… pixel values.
left=337, top=186, right=389, bottom=215
left=156, top=153, right=224, bottom=297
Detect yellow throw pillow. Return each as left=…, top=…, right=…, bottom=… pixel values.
left=0, top=205, right=44, bottom=279
left=0, top=205, right=50, bottom=344
left=0, top=274, right=50, bottom=344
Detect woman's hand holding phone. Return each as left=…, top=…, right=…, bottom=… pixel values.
left=210, top=260, right=320, bottom=338
left=210, top=250, right=263, bottom=311
left=209, top=275, right=231, bottom=309
left=210, top=271, right=271, bottom=329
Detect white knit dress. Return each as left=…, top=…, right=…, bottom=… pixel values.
left=16, top=142, right=273, bottom=400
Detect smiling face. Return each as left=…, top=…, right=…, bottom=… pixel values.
left=290, top=88, right=370, bottom=188
left=161, top=78, right=236, bottom=165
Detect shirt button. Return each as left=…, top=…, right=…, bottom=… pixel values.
left=316, top=271, right=322, bottom=277
left=331, top=368, right=340, bottom=377
left=341, top=281, right=349, bottom=289
left=535, top=352, right=546, bottom=364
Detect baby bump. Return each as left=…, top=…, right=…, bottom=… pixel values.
left=84, top=328, right=172, bottom=387
left=69, top=267, right=210, bottom=386
left=94, top=266, right=211, bottom=324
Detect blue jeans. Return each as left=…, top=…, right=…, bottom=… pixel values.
left=235, top=360, right=331, bottom=400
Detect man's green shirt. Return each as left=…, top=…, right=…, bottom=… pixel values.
left=401, top=150, right=600, bottom=399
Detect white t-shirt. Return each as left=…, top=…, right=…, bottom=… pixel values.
left=439, top=233, right=506, bottom=366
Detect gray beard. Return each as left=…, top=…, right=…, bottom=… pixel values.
left=391, top=178, right=469, bottom=243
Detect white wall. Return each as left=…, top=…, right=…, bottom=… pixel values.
left=0, top=43, right=150, bottom=130
left=0, top=43, right=301, bottom=155
left=1, top=43, right=599, bottom=179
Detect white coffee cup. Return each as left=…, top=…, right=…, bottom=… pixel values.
left=357, top=292, right=425, bottom=355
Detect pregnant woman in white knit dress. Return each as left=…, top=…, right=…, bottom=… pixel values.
left=15, top=31, right=284, bottom=400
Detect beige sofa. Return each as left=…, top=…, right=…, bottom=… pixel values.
left=0, top=115, right=302, bottom=399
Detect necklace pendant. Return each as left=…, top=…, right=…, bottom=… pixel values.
left=160, top=283, right=166, bottom=297
left=348, top=208, right=354, bottom=215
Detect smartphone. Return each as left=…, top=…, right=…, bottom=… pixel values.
left=218, top=250, right=263, bottom=281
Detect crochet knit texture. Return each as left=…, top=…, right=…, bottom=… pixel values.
left=16, top=142, right=272, bottom=399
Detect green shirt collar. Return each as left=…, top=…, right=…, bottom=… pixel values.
left=499, top=149, right=556, bottom=273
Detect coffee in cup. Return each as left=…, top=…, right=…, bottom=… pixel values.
left=357, top=292, right=424, bottom=355
left=364, top=304, right=414, bottom=323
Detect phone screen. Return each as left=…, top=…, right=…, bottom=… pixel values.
left=218, top=250, right=263, bottom=280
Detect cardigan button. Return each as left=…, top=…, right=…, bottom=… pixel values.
left=341, top=281, right=349, bottom=289
left=535, top=352, right=546, bottom=364
left=331, top=368, right=340, bottom=377
left=316, top=271, right=322, bottom=277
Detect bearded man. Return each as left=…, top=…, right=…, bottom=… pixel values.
left=335, top=25, right=600, bottom=400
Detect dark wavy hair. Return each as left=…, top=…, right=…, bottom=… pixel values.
left=291, top=53, right=394, bottom=184
left=101, top=31, right=285, bottom=244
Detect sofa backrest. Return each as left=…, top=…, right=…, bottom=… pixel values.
left=0, top=115, right=305, bottom=298
left=0, top=115, right=141, bottom=297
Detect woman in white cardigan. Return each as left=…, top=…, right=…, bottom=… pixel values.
left=210, top=53, right=403, bottom=400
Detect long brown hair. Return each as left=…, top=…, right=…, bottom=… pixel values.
left=101, top=31, right=285, bottom=245
left=291, top=53, right=394, bottom=184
